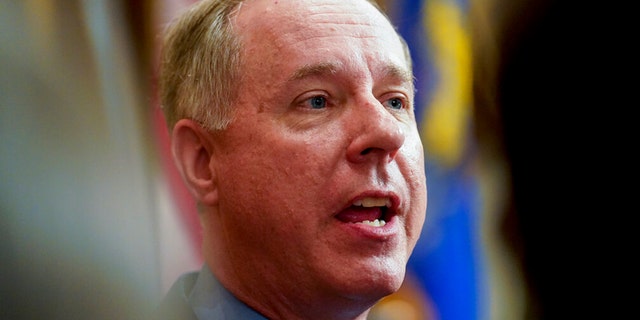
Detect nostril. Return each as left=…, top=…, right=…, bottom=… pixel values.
left=360, top=148, right=373, bottom=156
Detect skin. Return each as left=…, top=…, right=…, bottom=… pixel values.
left=171, top=0, right=427, bottom=319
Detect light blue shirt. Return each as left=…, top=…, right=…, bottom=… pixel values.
left=161, top=265, right=269, bottom=320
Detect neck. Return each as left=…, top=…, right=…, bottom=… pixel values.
left=203, top=254, right=378, bottom=320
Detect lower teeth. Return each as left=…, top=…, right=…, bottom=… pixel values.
left=358, top=219, right=386, bottom=227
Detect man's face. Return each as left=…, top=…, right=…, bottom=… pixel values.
left=207, top=0, right=426, bottom=308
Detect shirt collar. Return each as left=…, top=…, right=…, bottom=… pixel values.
left=188, top=265, right=269, bottom=320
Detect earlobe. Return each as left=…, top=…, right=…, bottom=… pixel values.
left=171, top=119, right=219, bottom=206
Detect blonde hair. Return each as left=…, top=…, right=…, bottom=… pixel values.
left=159, top=0, right=244, bottom=131
left=159, top=0, right=411, bottom=131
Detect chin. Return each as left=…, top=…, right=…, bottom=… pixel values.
left=340, top=261, right=407, bottom=302
left=371, top=269, right=406, bottom=296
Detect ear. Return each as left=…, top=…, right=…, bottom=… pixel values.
left=171, top=119, right=219, bottom=206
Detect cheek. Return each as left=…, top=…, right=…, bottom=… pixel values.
left=214, top=138, right=339, bottom=259
left=217, top=128, right=339, bottom=215
left=402, top=134, right=428, bottom=240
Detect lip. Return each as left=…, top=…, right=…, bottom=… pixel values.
left=333, top=190, right=401, bottom=240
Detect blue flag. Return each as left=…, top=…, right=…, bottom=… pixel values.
left=386, top=1, right=486, bottom=319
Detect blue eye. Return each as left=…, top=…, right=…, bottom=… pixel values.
left=386, top=98, right=404, bottom=110
left=308, top=96, right=327, bottom=109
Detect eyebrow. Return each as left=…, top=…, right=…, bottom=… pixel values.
left=288, top=62, right=340, bottom=82
left=382, top=64, right=414, bottom=86
left=288, top=61, right=414, bottom=85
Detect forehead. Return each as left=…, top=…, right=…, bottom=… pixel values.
left=236, top=0, right=388, bottom=38
left=233, top=0, right=407, bottom=71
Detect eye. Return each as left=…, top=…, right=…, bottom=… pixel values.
left=307, top=96, right=327, bottom=109
left=384, top=97, right=404, bottom=110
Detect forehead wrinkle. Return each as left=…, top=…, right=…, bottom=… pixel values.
left=273, top=23, right=382, bottom=46
left=301, top=16, right=382, bottom=40
left=305, top=9, right=376, bottom=22
left=280, top=4, right=386, bottom=41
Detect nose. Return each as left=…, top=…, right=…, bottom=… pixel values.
left=346, top=100, right=405, bottom=164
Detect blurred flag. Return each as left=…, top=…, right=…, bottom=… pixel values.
left=379, top=0, right=487, bottom=319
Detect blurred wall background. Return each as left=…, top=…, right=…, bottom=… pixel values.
left=0, top=1, right=167, bottom=318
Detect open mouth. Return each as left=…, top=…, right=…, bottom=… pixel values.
left=335, top=197, right=393, bottom=227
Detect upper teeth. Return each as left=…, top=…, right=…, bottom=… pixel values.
left=353, top=197, right=391, bottom=208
